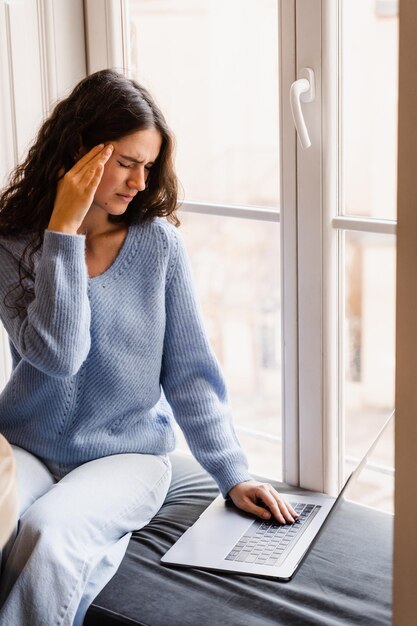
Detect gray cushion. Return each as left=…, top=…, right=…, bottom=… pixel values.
left=84, top=451, right=392, bottom=626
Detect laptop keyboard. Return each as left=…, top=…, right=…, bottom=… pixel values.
left=225, top=502, right=321, bottom=567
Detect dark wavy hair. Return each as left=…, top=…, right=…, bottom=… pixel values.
left=0, top=69, right=180, bottom=316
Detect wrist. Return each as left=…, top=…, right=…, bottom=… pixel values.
left=47, top=217, right=80, bottom=235
left=229, top=479, right=254, bottom=496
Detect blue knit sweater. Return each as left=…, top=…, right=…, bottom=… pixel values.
left=0, top=218, right=252, bottom=498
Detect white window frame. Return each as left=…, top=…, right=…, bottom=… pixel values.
left=294, top=0, right=397, bottom=493
left=84, top=0, right=130, bottom=75
left=83, top=0, right=398, bottom=494
left=294, top=0, right=340, bottom=494
left=279, top=0, right=299, bottom=487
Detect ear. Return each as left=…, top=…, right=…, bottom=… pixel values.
left=73, top=144, right=87, bottom=161
left=72, top=133, right=88, bottom=161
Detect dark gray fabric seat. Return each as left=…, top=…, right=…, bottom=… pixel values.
left=84, top=451, right=392, bottom=626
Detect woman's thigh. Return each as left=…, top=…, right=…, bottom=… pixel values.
left=0, top=453, right=171, bottom=621
left=21, top=453, right=172, bottom=542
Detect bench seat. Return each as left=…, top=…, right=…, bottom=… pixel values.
left=84, top=451, right=392, bottom=626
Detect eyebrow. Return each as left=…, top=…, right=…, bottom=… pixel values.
left=118, top=153, right=155, bottom=165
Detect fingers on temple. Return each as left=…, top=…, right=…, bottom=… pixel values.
left=70, top=144, right=104, bottom=173
left=81, top=162, right=105, bottom=189
left=72, top=144, right=113, bottom=177
left=79, top=147, right=114, bottom=188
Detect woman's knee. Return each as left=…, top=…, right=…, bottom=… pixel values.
left=18, top=496, right=82, bottom=551
left=12, top=447, right=55, bottom=517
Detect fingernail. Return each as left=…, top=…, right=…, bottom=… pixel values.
left=104, top=145, right=113, bottom=155
left=263, top=512, right=271, bottom=519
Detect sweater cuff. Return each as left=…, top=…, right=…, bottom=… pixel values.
left=217, top=469, right=254, bottom=500
left=43, top=229, right=86, bottom=261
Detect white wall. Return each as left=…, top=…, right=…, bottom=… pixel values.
left=0, top=0, right=87, bottom=389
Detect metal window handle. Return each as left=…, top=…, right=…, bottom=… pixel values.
left=290, top=68, right=315, bottom=149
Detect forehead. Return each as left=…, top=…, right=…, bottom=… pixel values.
left=113, top=128, right=162, bottom=160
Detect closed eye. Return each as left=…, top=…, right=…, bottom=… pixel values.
left=118, top=160, right=153, bottom=172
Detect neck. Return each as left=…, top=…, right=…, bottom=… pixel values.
left=78, top=206, right=125, bottom=240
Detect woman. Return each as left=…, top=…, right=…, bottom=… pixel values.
left=0, top=69, right=297, bottom=626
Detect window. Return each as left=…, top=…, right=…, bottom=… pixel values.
left=126, top=0, right=283, bottom=480
left=293, top=0, right=396, bottom=509
left=339, top=0, right=397, bottom=512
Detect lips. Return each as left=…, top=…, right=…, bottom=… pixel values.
left=116, top=193, right=136, bottom=201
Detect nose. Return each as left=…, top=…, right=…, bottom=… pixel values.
left=127, top=167, right=147, bottom=192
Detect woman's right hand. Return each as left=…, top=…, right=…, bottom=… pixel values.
left=47, top=143, right=114, bottom=235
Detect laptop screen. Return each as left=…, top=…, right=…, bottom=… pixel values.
left=342, top=410, right=395, bottom=513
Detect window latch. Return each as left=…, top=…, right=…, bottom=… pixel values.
left=290, top=68, right=315, bottom=149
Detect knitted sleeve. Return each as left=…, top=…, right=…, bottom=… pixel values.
left=0, top=230, right=91, bottom=377
left=160, top=227, right=253, bottom=498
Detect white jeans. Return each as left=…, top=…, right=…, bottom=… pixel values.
left=0, top=446, right=172, bottom=626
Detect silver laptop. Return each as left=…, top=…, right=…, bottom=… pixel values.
left=161, top=411, right=394, bottom=581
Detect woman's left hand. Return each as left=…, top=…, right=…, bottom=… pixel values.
left=228, top=480, right=298, bottom=524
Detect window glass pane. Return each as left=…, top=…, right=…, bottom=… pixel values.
left=341, top=0, right=398, bottom=219
left=173, top=212, right=282, bottom=480
left=128, top=0, right=279, bottom=208
left=343, top=231, right=395, bottom=512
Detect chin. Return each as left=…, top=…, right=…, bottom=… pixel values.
left=103, top=204, right=128, bottom=216
left=109, top=208, right=128, bottom=216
